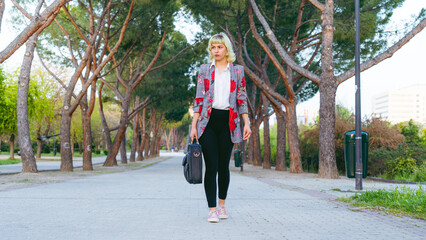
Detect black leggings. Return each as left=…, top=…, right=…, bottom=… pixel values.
left=199, top=109, right=234, bottom=208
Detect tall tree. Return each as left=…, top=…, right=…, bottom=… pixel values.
left=248, top=0, right=426, bottom=178
left=101, top=1, right=194, bottom=166
left=38, top=0, right=135, bottom=171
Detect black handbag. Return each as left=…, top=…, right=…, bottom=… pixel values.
left=182, top=139, right=203, bottom=184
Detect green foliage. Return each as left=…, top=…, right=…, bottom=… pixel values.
left=410, top=162, right=426, bottom=182
left=341, top=186, right=426, bottom=220
left=259, top=125, right=278, bottom=166
left=368, top=147, right=403, bottom=176
left=386, top=156, right=417, bottom=179
left=0, top=159, right=21, bottom=165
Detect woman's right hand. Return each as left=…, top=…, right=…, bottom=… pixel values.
left=190, top=127, right=198, bottom=142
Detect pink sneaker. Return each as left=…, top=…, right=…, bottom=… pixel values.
left=208, top=210, right=219, bottom=223
left=218, top=206, right=228, bottom=219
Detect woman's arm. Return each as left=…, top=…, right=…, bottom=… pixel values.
left=190, top=65, right=206, bottom=141
left=241, top=113, right=251, bottom=140
left=190, top=112, right=200, bottom=141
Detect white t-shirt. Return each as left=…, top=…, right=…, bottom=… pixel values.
left=211, top=60, right=230, bottom=110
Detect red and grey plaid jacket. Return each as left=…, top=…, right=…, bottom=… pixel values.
left=193, top=62, right=248, bottom=143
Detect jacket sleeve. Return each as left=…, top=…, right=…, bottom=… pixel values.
left=236, top=65, right=248, bottom=114
left=193, top=65, right=205, bottom=113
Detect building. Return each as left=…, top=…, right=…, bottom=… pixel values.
left=372, top=84, right=426, bottom=124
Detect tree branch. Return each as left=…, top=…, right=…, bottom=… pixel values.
left=249, top=0, right=321, bottom=83
left=10, top=0, right=32, bottom=19
left=307, top=0, right=324, bottom=13
left=336, top=18, right=426, bottom=84
left=68, top=0, right=134, bottom=114
left=128, top=96, right=150, bottom=120
left=0, top=0, right=70, bottom=63
left=62, top=5, right=90, bottom=45
left=149, top=41, right=198, bottom=72
left=37, top=47, right=76, bottom=99
left=131, top=30, right=167, bottom=90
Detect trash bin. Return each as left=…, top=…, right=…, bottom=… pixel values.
left=234, top=149, right=242, bottom=167
left=344, top=130, right=368, bottom=178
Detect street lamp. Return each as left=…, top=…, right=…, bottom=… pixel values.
left=355, top=0, right=363, bottom=190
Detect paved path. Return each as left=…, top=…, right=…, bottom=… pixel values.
left=0, top=154, right=424, bottom=240
left=0, top=156, right=106, bottom=174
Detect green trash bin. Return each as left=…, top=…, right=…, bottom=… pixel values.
left=234, top=149, right=242, bottom=167
left=344, top=130, right=368, bottom=178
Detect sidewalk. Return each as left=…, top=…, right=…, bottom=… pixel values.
left=0, top=155, right=106, bottom=174
left=0, top=153, right=424, bottom=240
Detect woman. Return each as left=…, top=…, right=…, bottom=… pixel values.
left=190, top=32, right=251, bottom=223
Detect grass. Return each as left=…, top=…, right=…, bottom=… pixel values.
left=338, top=186, right=426, bottom=220
left=0, top=159, right=21, bottom=165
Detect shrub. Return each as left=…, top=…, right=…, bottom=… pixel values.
left=103, top=149, right=108, bottom=155
left=387, top=156, right=417, bottom=179
left=410, top=162, right=426, bottom=182
left=95, top=150, right=101, bottom=155
left=368, top=147, right=403, bottom=176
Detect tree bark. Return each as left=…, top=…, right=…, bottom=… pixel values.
left=261, top=94, right=271, bottom=169
left=104, top=90, right=131, bottom=166
left=9, top=134, right=15, bottom=159
left=252, top=121, right=262, bottom=166
left=60, top=112, right=73, bottom=171
left=129, top=97, right=139, bottom=162
left=137, top=108, right=146, bottom=161
left=274, top=108, right=287, bottom=171
left=17, top=34, right=38, bottom=173
left=36, top=126, right=42, bottom=159
left=129, top=119, right=137, bottom=162
left=317, top=0, right=339, bottom=178
left=286, top=101, right=303, bottom=173
left=80, top=95, right=93, bottom=171
left=120, top=133, right=127, bottom=164
left=99, top=84, right=113, bottom=153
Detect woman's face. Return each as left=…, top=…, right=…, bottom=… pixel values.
left=211, top=43, right=227, bottom=62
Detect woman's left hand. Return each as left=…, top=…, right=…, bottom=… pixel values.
left=243, top=124, right=251, bottom=140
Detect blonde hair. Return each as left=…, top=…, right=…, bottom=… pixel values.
left=207, top=32, right=236, bottom=63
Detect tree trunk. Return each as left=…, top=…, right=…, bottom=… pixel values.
left=60, top=111, right=73, bottom=171
left=286, top=101, right=303, bottom=173
left=262, top=95, right=271, bottom=169
left=129, top=97, right=139, bottom=162
left=274, top=109, right=287, bottom=171
left=129, top=119, right=137, bottom=162
left=99, top=88, right=112, bottom=153
left=104, top=90, right=131, bottom=166
left=120, top=133, right=127, bottom=164
left=142, top=133, right=149, bottom=158
left=36, top=125, right=42, bottom=159
left=317, top=0, right=339, bottom=179
left=252, top=121, right=262, bottom=166
left=9, top=134, right=15, bottom=159
left=17, top=34, right=38, bottom=173
left=318, top=82, right=339, bottom=178
left=80, top=96, right=93, bottom=171
left=137, top=108, right=145, bottom=161
left=36, top=139, right=42, bottom=159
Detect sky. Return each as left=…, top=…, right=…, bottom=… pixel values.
left=1, top=0, right=425, bottom=123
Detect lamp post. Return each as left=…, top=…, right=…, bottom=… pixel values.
left=355, top=0, right=363, bottom=190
